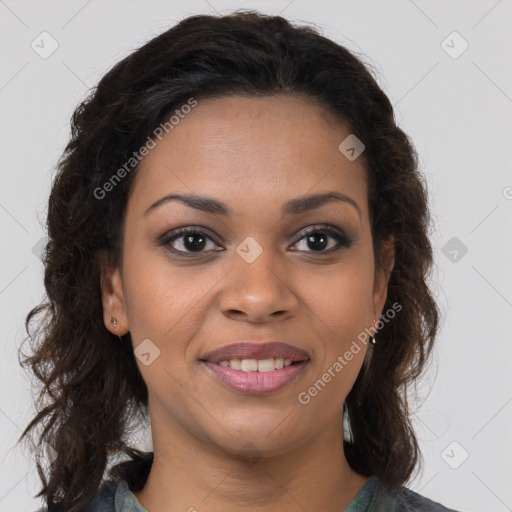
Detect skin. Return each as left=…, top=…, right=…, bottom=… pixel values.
left=101, top=95, right=394, bottom=512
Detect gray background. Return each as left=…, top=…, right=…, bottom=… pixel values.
left=1, top=1, right=511, bottom=511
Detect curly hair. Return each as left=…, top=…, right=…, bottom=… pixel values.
left=18, top=10, right=439, bottom=512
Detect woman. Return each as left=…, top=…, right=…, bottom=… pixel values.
left=19, top=10, right=460, bottom=512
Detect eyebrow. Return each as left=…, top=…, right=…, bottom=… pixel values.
left=144, top=191, right=361, bottom=220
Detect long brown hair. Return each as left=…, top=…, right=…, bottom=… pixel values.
left=18, top=10, right=439, bottom=512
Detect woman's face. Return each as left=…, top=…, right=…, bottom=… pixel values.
left=102, top=95, right=393, bottom=457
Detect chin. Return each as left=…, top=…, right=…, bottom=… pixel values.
left=204, top=419, right=305, bottom=460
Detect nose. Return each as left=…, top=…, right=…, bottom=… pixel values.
left=219, top=248, right=299, bottom=324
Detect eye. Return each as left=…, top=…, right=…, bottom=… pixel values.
left=159, top=227, right=222, bottom=255
left=290, top=225, right=352, bottom=253
left=159, top=224, right=352, bottom=257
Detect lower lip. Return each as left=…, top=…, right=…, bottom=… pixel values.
left=202, top=361, right=308, bottom=395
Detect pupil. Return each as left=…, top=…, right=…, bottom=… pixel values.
left=185, top=234, right=206, bottom=251
left=308, top=232, right=327, bottom=251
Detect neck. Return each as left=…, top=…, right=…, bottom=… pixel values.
left=133, top=408, right=368, bottom=512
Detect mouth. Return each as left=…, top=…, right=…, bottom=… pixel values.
left=215, top=357, right=296, bottom=371
left=199, top=341, right=310, bottom=395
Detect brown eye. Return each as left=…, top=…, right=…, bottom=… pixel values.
left=291, top=225, right=352, bottom=253
left=160, top=227, right=222, bottom=255
left=177, top=232, right=208, bottom=252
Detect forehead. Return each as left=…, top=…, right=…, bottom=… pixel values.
left=128, top=95, right=369, bottom=219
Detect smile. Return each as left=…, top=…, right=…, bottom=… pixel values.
left=200, top=341, right=310, bottom=395
left=202, top=360, right=308, bottom=395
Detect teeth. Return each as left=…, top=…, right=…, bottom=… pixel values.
left=230, top=359, right=242, bottom=370
left=217, top=357, right=296, bottom=371
left=241, top=359, right=258, bottom=372
left=257, top=358, right=275, bottom=372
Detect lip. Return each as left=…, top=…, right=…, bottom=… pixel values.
left=200, top=341, right=310, bottom=363
left=199, top=341, right=310, bottom=395
left=202, top=361, right=309, bottom=395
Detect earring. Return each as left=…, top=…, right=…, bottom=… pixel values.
left=371, top=319, right=377, bottom=344
left=109, top=315, right=117, bottom=327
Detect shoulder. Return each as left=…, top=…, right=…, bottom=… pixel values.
left=373, top=479, right=462, bottom=512
left=30, top=452, right=153, bottom=512
left=346, top=475, right=462, bottom=512
left=31, top=478, right=119, bottom=512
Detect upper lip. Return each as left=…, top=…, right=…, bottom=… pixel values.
left=200, top=341, right=310, bottom=363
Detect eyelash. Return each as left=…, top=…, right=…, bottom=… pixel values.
left=158, top=225, right=352, bottom=257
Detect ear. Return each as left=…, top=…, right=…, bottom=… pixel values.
left=98, top=251, right=129, bottom=336
left=372, top=235, right=395, bottom=320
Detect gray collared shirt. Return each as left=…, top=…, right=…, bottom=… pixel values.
left=34, top=474, right=461, bottom=511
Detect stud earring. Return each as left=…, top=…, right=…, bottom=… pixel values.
left=110, top=315, right=117, bottom=327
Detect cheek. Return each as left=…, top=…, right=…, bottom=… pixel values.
left=300, top=255, right=375, bottom=334
left=121, top=243, right=196, bottom=341
left=294, top=251, right=374, bottom=387
left=121, top=251, right=202, bottom=398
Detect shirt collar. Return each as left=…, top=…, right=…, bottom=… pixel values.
left=114, top=479, right=148, bottom=512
